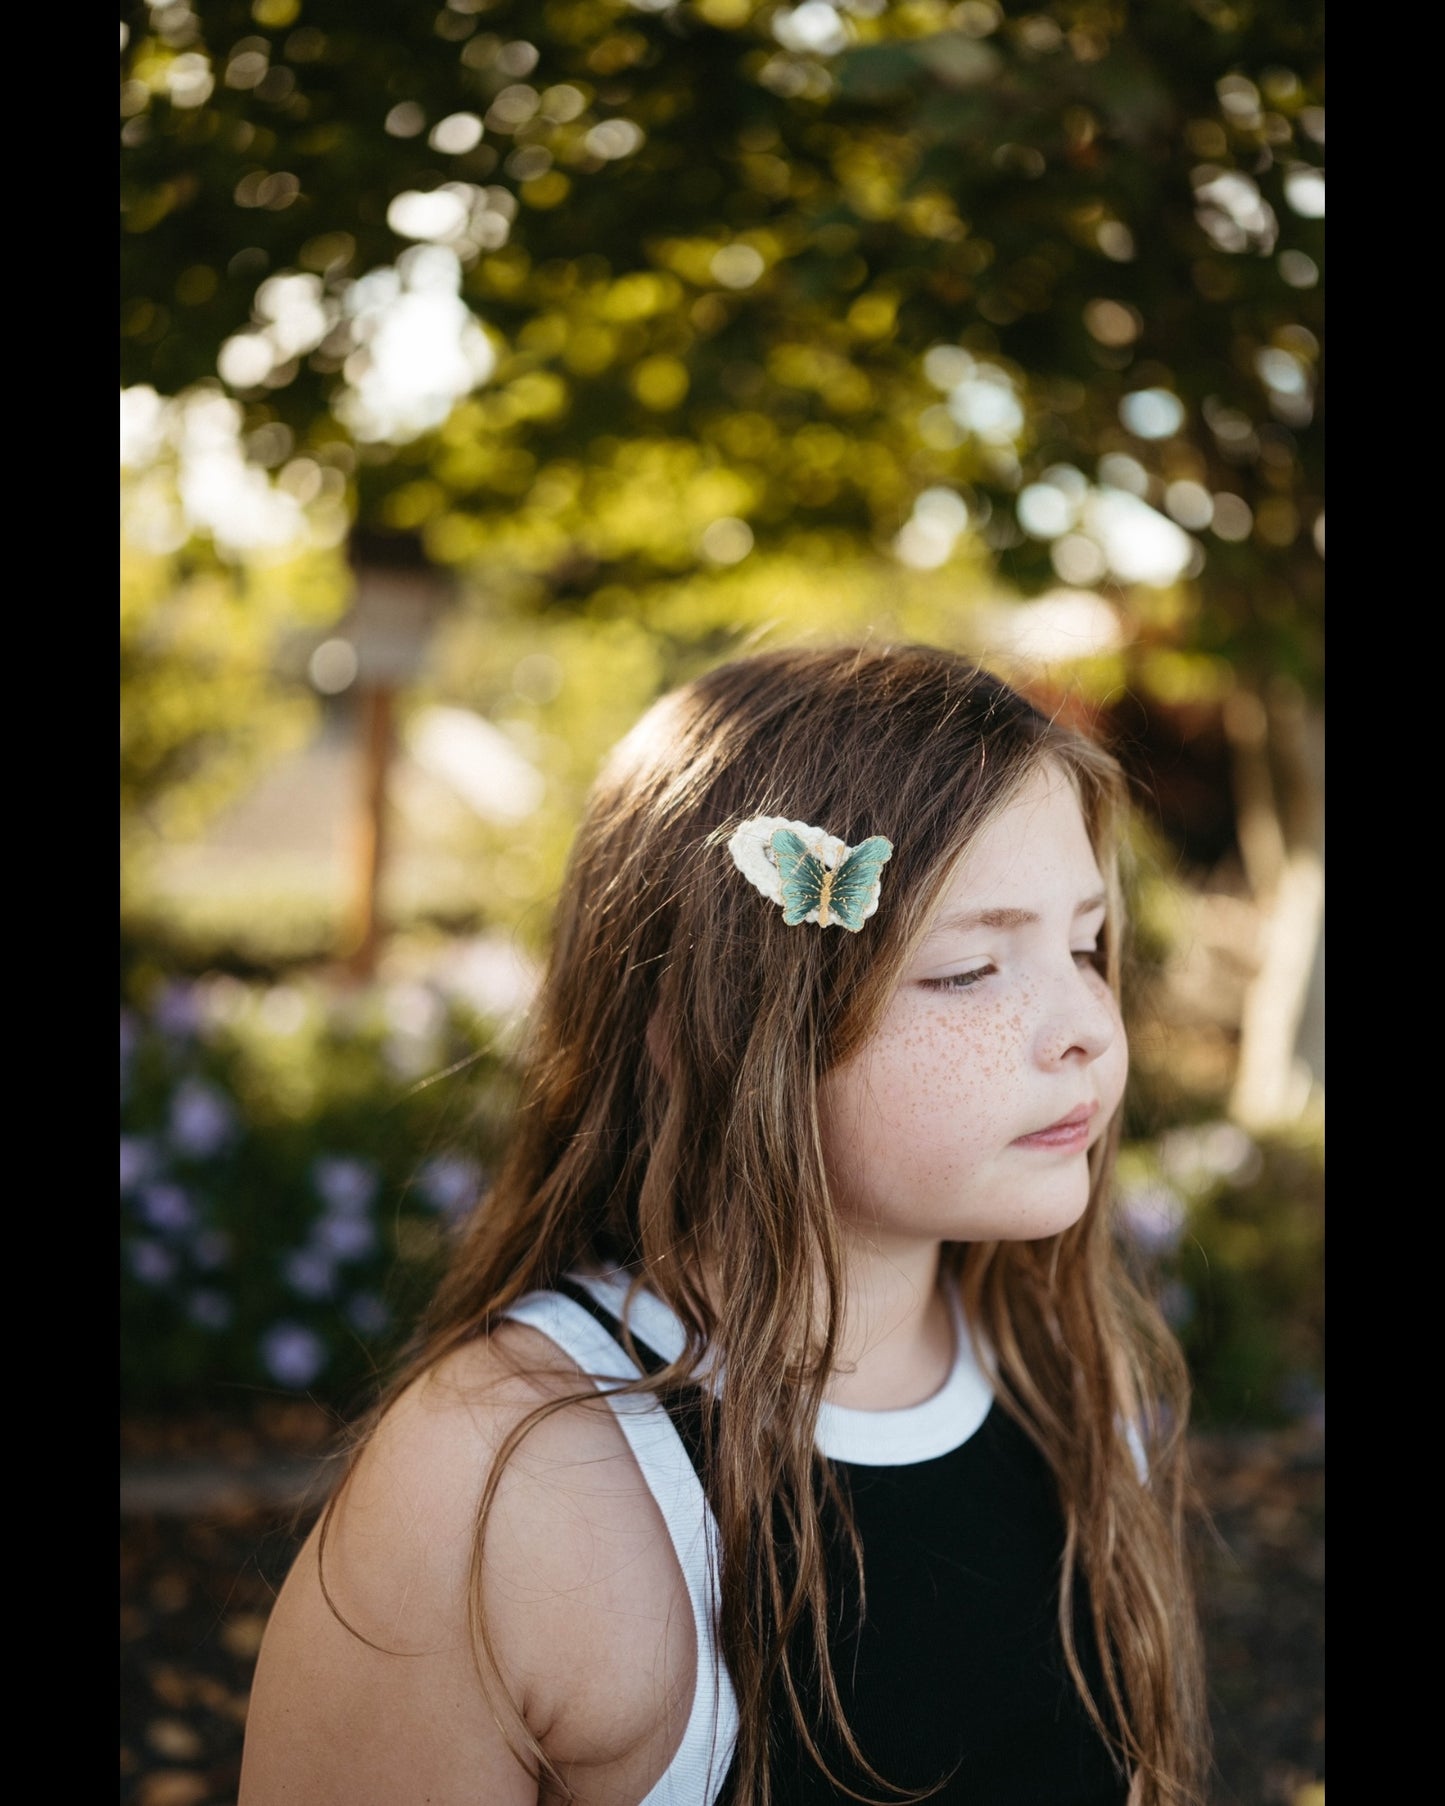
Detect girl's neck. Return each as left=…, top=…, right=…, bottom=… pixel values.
left=824, top=1234, right=953, bottom=1412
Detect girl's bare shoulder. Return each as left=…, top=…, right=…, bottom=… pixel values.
left=239, top=1323, right=697, bottom=1806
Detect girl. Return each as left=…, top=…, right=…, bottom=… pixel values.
left=240, top=643, right=1207, bottom=1805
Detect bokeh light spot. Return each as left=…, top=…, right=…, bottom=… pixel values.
left=1084, top=299, right=1142, bottom=347
left=1119, top=388, right=1184, bottom=439
left=1097, top=221, right=1136, bottom=262
left=773, top=4, right=850, bottom=56
left=384, top=101, right=426, bottom=138
left=700, top=517, right=754, bottom=563
left=1096, top=453, right=1148, bottom=496
left=431, top=112, right=485, bottom=154
left=1017, top=483, right=1075, bottom=539
left=309, top=639, right=359, bottom=694
left=710, top=244, right=766, bottom=289
left=1284, top=168, right=1325, bottom=218
left=585, top=118, right=645, bottom=160
left=387, top=189, right=470, bottom=241
left=1278, top=250, right=1319, bottom=289
left=1164, top=480, right=1214, bottom=531
left=1050, top=534, right=1107, bottom=585
left=1210, top=494, right=1253, bottom=542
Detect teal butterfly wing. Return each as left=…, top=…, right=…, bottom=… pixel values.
left=828, top=836, right=894, bottom=930
left=772, top=829, right=829, bottom=925
left=772, top=829, right=893, bottom=929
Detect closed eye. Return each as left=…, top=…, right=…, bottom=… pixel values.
left=921, top=966, right=994, bottom=993
left=1074, top=946, right=1106, bottom=975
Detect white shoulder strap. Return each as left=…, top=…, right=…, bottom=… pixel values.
left=501, top=1288, right=739, bottom=1806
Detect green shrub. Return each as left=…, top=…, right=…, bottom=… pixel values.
left=1114, top=1122, right=1324, bottom=1429
left=120, top=966, right=519, bottom=1415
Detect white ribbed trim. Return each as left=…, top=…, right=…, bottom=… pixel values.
left=572, top=1267, right=692, bottom=1366
left=814, top=1286, right=996, bottom=1467
left=502, top=1290, right=738, bottom=1806
left=573, top=1269, right=996, bottom=1469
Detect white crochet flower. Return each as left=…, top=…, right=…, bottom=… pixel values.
left=727, top=816, right=849, bottom=904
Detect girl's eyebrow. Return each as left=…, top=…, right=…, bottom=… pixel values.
left=926, top=893, right=1109, bottom=937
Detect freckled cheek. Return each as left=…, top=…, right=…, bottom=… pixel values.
left=855, top=1002, right=1028, bottom=1136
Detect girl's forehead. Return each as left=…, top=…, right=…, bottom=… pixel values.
left=924, top=771, right=1103, bottom=920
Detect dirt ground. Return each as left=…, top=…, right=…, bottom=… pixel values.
left=119, top=1413, right=1323, bottom=1806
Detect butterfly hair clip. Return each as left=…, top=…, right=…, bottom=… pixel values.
left=727, top=816, right=894, bottom=931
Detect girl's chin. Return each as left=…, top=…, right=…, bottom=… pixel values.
left=958, top=1193, right=1094, bottom=1244
left=834, top=1181, right=1094, bottom=1249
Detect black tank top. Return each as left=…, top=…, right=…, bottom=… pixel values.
left=549, top=1276, right=1128, bottom=1806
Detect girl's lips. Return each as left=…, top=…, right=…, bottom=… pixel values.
left=1012, top=1104, right=1098, bottom=1150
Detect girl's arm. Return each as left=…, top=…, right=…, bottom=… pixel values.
left=238, top=1326, right=696, bottom=1805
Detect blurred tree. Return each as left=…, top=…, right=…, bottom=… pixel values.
left=119, top=429, right=347, bottom=888
left=121, top=0, right=1323, bottom=1115
left=122, top=2, right=1322, bottom=628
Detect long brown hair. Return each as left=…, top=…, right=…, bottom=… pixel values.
left=330, top=643, right=1208, bottom=1803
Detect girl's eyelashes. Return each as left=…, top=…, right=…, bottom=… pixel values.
left=921, top=945, right=1106, bottom=991
left=921, top=965, right=994, bottom=992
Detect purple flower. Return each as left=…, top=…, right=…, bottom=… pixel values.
left=346, top=1293, right=392, bottom=1337
left=314, top=1214, right=376, bottom=1262
left=311, top=1156, right=378, bottom=1217
left=282, top=1249, right=336, bottom=1300
left=1117, top=1184, right=1187, bottom=1257
left=260, top=1322, right=327, bottom=1389
left=120, top=1137, right=157, bottom=1193
left=120, top=1010, right=140, bottom=1102
left=187, top=1289, right=233, bottom=1330
left=152, top=981, right=200, bottom=1041
left=130, top=1240, right=179, bottom=1286
left=138, top=1183, right=196, bottom=1234
left=168, top=1079, right=236, bottom=1159
left=416, top=1155, right=481, bottom=1221
left=190, top=1229, right=232, bottom=1271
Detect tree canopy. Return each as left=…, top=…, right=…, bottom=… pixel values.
left=122, top=0, right=1323, bottom=700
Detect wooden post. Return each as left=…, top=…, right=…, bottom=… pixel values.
left=345, top=684, right=395, bottom=980
left=335, top=528, right=452, bottom=978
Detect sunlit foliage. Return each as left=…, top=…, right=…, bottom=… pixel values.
left=122, top=0, right=1323, bottom=699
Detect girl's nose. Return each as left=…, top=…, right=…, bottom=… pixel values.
left=1035, top=967, right=1121, bottom=1068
